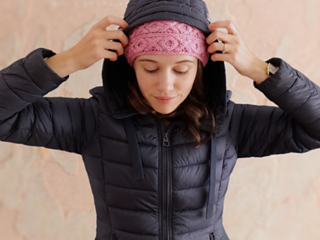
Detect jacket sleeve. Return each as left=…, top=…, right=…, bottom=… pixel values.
left=229, top=57, right=320, bottom=158
left=0, top=48, right=99, bottom=154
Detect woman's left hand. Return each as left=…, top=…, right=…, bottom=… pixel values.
left=206, top=20, right=269, bottom=82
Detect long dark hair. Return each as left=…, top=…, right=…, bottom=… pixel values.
left=126, top=59, right=215, bottom=148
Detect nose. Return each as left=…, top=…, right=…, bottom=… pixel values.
left=156, top=72, right=174, bottom=92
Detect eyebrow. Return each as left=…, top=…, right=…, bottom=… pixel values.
left=137, top=59, right=195, bottom=64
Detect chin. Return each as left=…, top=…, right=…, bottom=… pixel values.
left=152, top=106, right=177, bottom=115
left=154, top=109, right=174, bottom=114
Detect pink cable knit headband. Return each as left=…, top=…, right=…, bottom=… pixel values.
left=124, top=20, right=209, bottom=67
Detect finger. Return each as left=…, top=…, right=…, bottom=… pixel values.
left=207, top=41, right=231, bottom=54
left=208, top=20, right=238, bottom=35
left=103, top=50, right=118, bottom=61
left=94, top=15, right=129, bottom=30
left=105, top=41, right=124, bottom=56
left=206, top=29, right=234, bottom=45
left=210, top=52, right=229, bottom=62
left=103, top=30, right=129, bottom=47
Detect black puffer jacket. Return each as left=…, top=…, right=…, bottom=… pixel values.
left=1, top=1, right=320, bottom=240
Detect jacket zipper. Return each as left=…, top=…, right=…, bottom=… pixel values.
left=210, top=232, right=215, bottom=240
left=159, top=120, right=173, bottom=240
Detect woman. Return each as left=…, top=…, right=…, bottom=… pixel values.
left=1, top=0, right=320, bottom=239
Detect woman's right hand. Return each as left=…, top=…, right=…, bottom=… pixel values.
left=69, top=15, right=129, bottom=70
left=45, top=15, right=129, bottom=78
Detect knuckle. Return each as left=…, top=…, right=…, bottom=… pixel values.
left=93, top=47, right=101, bottom=57
left=111, top=52, right=118, bottom=60
left=120, top=30, right=128, bottom=39
left=106, top=15, right=113, bottom=23
left=92, top=38, right=100, bottom=47
left=230, top=54, right=237, bottom=62
left=91, top=30, right=100, bottom=40
left=119, top=33, right=129, bottom=46
left=234, top=45, right=241, bottom=54
left=116, top=42, right=124, bottom=54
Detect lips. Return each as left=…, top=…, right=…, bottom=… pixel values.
left=154, top=96, right=176, bottom=104
left=155, top=97, right=175, bottom=100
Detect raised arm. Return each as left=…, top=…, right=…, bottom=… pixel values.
left=229, top=57, right=320, bottom=158
left=0, top=16, right=130, bottom=154
left=0, top=48, right=99, bottom=154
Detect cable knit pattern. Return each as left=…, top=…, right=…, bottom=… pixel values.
left=124, top=20, right=209, bottom=67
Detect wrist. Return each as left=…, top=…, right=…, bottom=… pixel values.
left=44, top=49, right=79, bottom=78
left=245, top=57, right=270, bottom=85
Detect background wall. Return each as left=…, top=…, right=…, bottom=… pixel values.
left=0, top=0, right=320, bottom=239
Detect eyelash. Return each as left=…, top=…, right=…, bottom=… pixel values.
left=145, top=69, right=188, bottom=75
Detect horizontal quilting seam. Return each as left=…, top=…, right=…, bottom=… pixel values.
left=99, top=134, right=130, bottom=144
left=173, top=162, right=208, bottom=168
left=249, top=134, right=320, bottom=147
left=106, top=183, right=157, bottom=193
left=272, top=74, right=299, bottom=101
left=20, top=60, right=44, bottom=92
left=1, top=73, right=29, bottom=104
left=99, top=134, right=157, bottom=146
left=174, top=206, right=205, bottom=213
left=173, top=224, right=212, bottom=236
left=138, top=142, right=158, bottom=146
left=102, top=158, right=158, bottom=169
left=114, top=228, right=158, bottom=237
left=170, top=142, right=197, bottom=147
left=174, top=184, right=208, bottom=192
left=108, top=205, right=157, bottom=214
left=287, top=90, right=314, bottom=114
left=83, top=154, right=157, bottom=169
left=1, top=124, right=82, bottom=145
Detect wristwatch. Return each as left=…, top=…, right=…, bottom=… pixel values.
left=266, top=62, right=279, bottom=76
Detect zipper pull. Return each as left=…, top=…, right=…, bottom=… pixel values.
left=210, top=232, right=215, bottom=240
left=163, top=132, right=170, bottom=146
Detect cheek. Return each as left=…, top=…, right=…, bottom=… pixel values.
left=136, top=76, right=153, bottom=97
left=180, top=77, right=196, bottom=94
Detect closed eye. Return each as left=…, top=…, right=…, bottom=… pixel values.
left=145, top=69, right=188, bottom=74
left=145, top=69, right=157, bottom=73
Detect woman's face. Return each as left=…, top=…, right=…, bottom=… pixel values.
left=133, top=54, right=198, bottom=114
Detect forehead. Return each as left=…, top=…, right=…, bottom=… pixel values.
left=135, top=54, right=197, bottom=64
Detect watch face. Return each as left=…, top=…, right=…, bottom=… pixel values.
left=269, top=63, right=279, bottom=75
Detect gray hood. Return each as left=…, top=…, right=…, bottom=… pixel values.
left=102, top=0, right=229, bottom=128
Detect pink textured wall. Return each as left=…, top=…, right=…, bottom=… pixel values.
left=0, top=0, right=320, bottom=239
